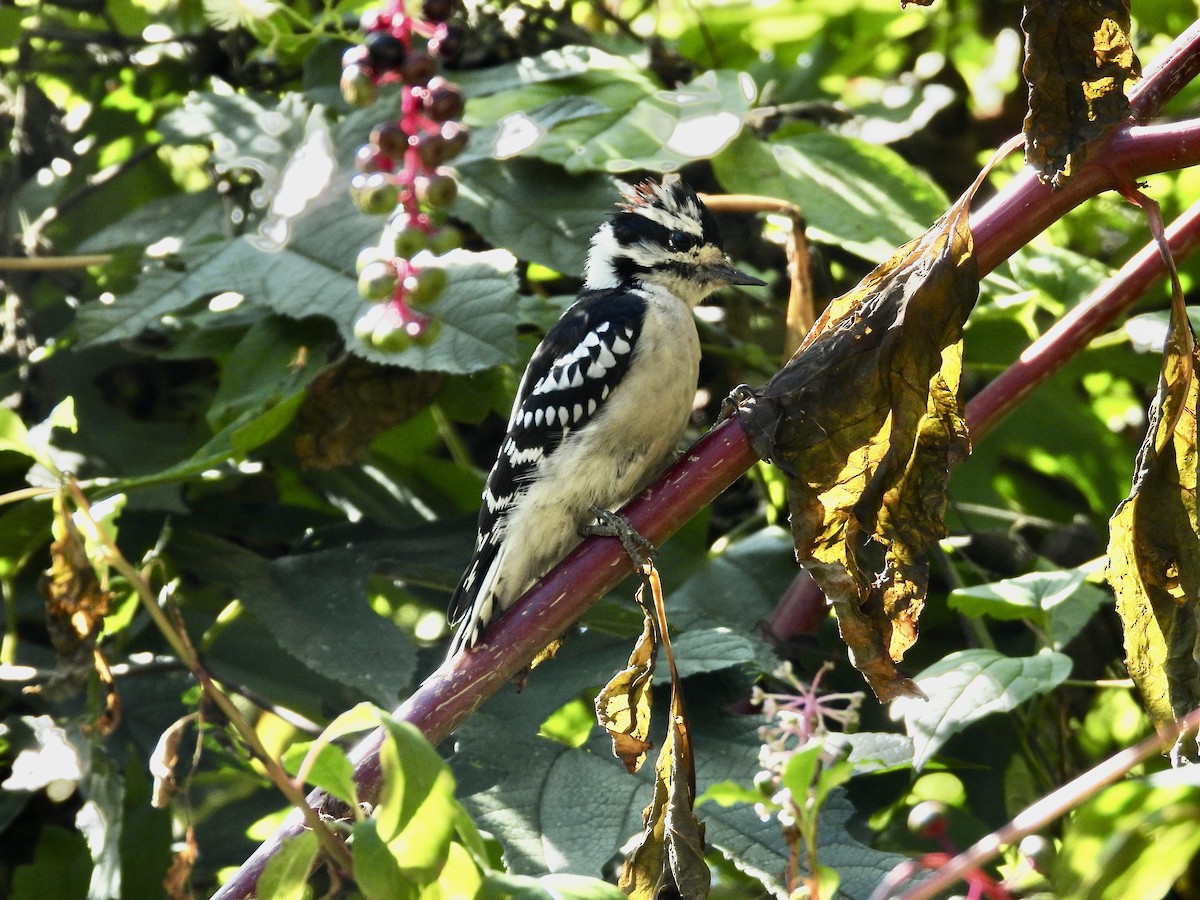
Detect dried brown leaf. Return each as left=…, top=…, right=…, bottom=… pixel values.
left=595, top=614, right=657, bottom=773
left=294, top=356, right=443, bottom=469
left=1107, top=206, right=1199, bottom=761
left=618, top=688, right=708, bottom=900
left=1022, top=0, right=1141, bottom=188
left=737, top=192, right=978, bottom=702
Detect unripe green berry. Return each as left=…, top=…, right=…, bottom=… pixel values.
left=404, top=267, right=448, bottom=307
left=418, top=173, right=458, bottom=208
left=413, top=315, right=442, bottom=344
left=349, top=172, right=396, bottom=215
left=428, top=225, right=462, bottom=255
left=340, top=64, right=377, bottom=107
left=353, top=304, right=386, bottom=342
left=355, top=246, right=384, bottom=274
left=906, top=801, right=949, bottom=840
left=357, top=260, right=398, bottom=301
left=391, top=225, right=428, bottom=259
left=372, top=316, right=414, bottom=352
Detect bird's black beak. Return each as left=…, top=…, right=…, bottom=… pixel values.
left=713, top=260, right=767, bottom=287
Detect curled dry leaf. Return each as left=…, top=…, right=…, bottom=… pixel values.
left=595, top=612, right=657, bottom=774
left=618, top=686, right=709, bottom=900
left=1022, top=0, right=1141, bottom=188
left=1107, top=207, right=1200, bottom=762
left=41, top=488, right=119, bottom=733
left=736, top=190, right=979, bottom=702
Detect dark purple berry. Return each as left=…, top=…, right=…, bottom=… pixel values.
left=421, top=0, right=453, bottom=22
left=424, top=82, right=464, bottom=123
left=365, top=32, right=407, bottom=71
left=370, top=122, right=409, bottom=161
left=440, top=121, right=469, bottom=158
left=428, top=22, right=465, bottom=60
left=401, top=52, right=437, bottom=87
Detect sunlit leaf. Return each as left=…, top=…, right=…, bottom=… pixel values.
left=713, top=129, right=948, bottom=262
left=257, top=830, right=318, bottom=900
left=1056, top=766, right=1200, bottom=900
left=949, top=566, right=1109, bottom=650
left=376, top=716, right=458, bottom=879
left=1021, top=0, right=1141, bottom=187
left=890, top=649, right=1073, bottom=769
left=736, top=188, right=979, bottom=700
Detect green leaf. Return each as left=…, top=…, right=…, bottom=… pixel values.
left=456, top=46, right=660, bottom=104
left=455, top=158, right=615, bottom=274
left=352, top=819, right=418, bottom=900
left=171, top=533, right=417, bottom=706
left=483, top=70, right=754, bottom=174
left=669, top=627, right=759, bottom=679
left=10, top=826, right=92, bottom=900
left=712, top=128, right=948, bottom=262
left=890, top=650, right=1073, bottom=769
left=376, top=717, right=459, bottom=879
left=949, top=566, right=1109, bottom=650
left=824, top=732, right=915, bottom=775
left=281, top=742, right=357, bottom=808
left=1056, top=766, right=1200, bottom=900
left=258, top=830, right=319, bottom=900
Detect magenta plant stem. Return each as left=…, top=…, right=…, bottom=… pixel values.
left=211, top=23, right=1200, bottom=900
left=967, top=198, right=1200, bottom=441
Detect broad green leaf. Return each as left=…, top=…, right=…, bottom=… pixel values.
left=171, top=533, right=417, bottom=706
left=10, top=826, right=92, bottom=900
left=530, top=70, right=753, bottom=174
left=0, top=408, right=38, bottom=461
left=455, top=158, right=615, bottom=274
left=456, top=46, right=659, bottom=104
left=257, top=830, right=319, bottom=900
left=669, top=627, right=760, bottom=679
left=1056, top=766, right=1200, bottom=900
left=422, top=841, right=483, bottom=899
left=352, top=819, right=418, bottom=900
left=713, top=129, right=948, bottom=262
left=949, top=566, right=1109, bottom=649
left=281, top=742, right=357, bottom=808
left=376, top=717, right=458, bottom=879
left=890, top=650, right=1073, bottom=769
left=824, top=731, right=915, bottom=775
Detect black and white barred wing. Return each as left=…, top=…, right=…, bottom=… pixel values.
left=447, top=290, right=647, bottom=650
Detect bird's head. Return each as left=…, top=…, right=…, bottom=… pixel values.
left=584, top=175, right=765, bottom=306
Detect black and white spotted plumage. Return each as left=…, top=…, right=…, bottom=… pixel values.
left=447, top=176, right=764, bottom=656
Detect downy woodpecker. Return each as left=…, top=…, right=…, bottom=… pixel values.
left=447, top=175, right=764, bottom=656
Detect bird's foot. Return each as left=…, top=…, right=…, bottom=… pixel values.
left=580, top=506, right=655, bottom=573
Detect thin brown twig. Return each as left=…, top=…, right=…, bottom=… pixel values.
left=64, top=482, right=354, bottom=875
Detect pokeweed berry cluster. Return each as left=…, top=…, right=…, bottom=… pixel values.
left=340, top=0, right=468, bottom=352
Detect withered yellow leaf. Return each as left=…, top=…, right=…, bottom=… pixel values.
left=737, top=191, right=978, bottom=702
left=595, top=613, right=657, bottom=774
left=1021, top=0, right=1141, bottom=188
left=1108, top=276, right=1200, bottom=760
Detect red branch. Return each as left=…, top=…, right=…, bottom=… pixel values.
left=211, top=22, right=1200, bottom=900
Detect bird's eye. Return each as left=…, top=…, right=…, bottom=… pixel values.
left=668, top=230, right=694, bottom=252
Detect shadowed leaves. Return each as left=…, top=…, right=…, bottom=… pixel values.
left=1022, top=0, right=1141, bottom=187
left=736, top=191, right=979, bottom=702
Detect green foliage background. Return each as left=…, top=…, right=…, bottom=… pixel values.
left=2, top=0, right=1200, bottom=897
